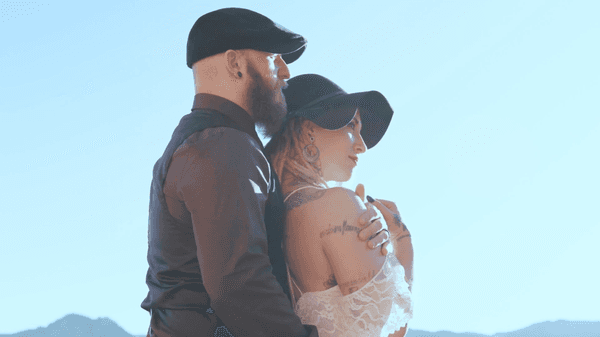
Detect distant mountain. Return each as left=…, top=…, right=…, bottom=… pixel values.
left=0, top=314, right=141, bottom=337
left=1, top=314, right=598, bottom=337
left=492, top=320, right=600, bottom=337
left=407, top=320, right=600, bottom=337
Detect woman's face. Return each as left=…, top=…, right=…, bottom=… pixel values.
left=312, top=111, right=366, bottom=182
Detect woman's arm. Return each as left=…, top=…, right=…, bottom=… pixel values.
left=297, top=187, right=411, bottom=335
left=314, top=187, right=386, bottom=295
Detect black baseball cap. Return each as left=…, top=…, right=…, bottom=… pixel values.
left=283, top=74, right=394, bottom=149
left=187, top=8, right=307, bottom=68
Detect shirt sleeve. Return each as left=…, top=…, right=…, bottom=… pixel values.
left=171, top=127, right=315, bottom=337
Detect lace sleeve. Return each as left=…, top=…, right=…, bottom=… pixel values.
left=295, top=255, right=413, bottom=337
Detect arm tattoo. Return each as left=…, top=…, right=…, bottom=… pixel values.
left=285, top=188, right=327, bottom=211
left=323, top=274, right=337, bottom=288
left=319, top=220, right=361, bottom=238
left=338, top=269, right=377, bottom=294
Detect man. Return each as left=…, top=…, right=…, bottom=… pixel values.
left=141, top=8, right=390, bottom=336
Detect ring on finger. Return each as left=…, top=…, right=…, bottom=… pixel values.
left=382, top=228, right=390, bottom=238
left=376, top=229, right=390, bottom=247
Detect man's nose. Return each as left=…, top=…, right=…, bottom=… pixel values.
left=276, top=55, right=290, bottom=80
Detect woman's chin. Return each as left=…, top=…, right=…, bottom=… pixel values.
left=326, top=169, right=353, bottom=183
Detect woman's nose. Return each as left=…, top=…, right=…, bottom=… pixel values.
left=354, top=132, right=366, bottom=154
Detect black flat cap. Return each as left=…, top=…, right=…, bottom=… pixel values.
left=187, top=7, right=307, bottom=68
left=283, top=74, right=394, bottom=149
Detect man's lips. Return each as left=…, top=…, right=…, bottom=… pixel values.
left=349, top=155, right=358, bottom=165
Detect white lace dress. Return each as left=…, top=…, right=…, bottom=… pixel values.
left=284, top=186, right=413, bottom=337
left=289, top=254, right=412, bottom=337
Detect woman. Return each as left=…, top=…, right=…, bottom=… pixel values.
left=265, top=74, right=414, bottom=337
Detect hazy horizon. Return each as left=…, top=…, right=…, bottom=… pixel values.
left=4, top=313, right=599, bottom=337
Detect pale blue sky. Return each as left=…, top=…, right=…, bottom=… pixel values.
left=1, top=0, right=598, bottom=335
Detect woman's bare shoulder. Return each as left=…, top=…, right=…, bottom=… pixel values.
left=286, top=186, right=366, bottom=220
left=290, top=187, right=368, bottom=245
left=320, top=187, right=366, bottom=219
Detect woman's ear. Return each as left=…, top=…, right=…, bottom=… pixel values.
left=301, top=119, right=316, bottom=135
left=303, top=122, right=317, bottom=143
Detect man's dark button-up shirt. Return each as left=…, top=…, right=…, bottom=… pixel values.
left=142, top=94, right=316, bottom=336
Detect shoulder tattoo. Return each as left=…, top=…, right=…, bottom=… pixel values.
left=285, top=188, right=327, bottom=211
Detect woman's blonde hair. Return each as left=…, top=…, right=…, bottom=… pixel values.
left=265, top=117, right=329, bottom=190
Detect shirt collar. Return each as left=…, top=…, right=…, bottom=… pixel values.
left=191, top=93, right=262, bottom=147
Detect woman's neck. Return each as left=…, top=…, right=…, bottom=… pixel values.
left=280, top=171, right=308, bottom=195
left=280, top=170, right=326, bottom=197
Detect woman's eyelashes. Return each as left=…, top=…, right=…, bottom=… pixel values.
left=348, top=121, right=362, bottom=133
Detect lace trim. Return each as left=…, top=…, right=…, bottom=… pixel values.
left=294, top=255, right=413, bottom=337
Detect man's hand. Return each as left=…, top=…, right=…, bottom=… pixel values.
left=355, top=184, right=390, bottom=255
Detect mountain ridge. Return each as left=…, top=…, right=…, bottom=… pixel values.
left=1, top=314, right=598, bottom=337
left=407, top=320, right=600, bottom=337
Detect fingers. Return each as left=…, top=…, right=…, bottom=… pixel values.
left=367, top=228, right=390, bottom=249
left=376, top=198, right=398, bottom=213
left=354, top=183, right=365, bottom=202
left=367, top=196, right=399, bottom=216
left=367, top=197, right=391, bottom=216
left=358, top=205, right=377, bottom=226
left=381, top=241, right=393, bottom=256
left=358, top=218, right=383, bottom=241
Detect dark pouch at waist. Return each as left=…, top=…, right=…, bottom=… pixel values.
left=148, top=307, right=231, bottom=337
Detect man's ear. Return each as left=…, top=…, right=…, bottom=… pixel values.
left=225, top=49, right=245, bottom=79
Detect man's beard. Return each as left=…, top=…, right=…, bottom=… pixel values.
left=247, top=65, right=287, bottom=137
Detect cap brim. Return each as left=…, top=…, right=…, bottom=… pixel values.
left=265, top=38, right=306, bottom=64
left=281, top=44, right=305, bottom=64
left=260, top=22, right=307, bottom=64
left=294, top=91, right=394, bottom=149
